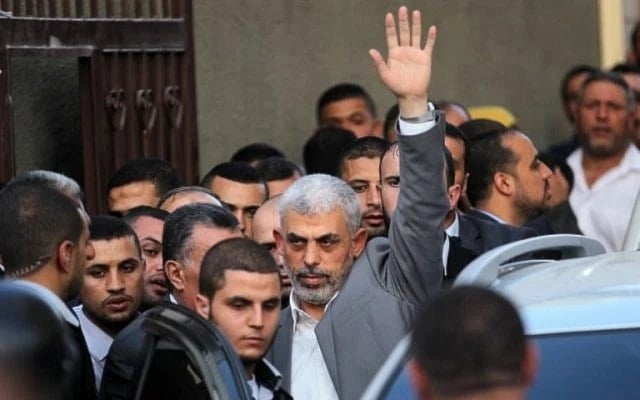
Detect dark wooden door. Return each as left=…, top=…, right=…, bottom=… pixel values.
left=0, top=0, right=199, bottom=213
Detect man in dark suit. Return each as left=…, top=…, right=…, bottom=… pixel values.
left=268, top=7, right=448, bottom=399
left=0, top=183, right=97, bottom=400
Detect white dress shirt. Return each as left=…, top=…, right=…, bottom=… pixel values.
left=442, top=212, right=461, bottom=275
left=568, top=145, right=640, bottom=251
left=73, top=305, right=114, bottom=391
left=289, top=293, right=338, bottom=400
left=248, top=375, right=273, bottom=400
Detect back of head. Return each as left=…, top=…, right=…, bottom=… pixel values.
left=162, top=203, right=239, bottom=266
left=303, top=127, right=357, bottom=175
left=200, top=161, right=265, bottom=189
left=466, top=128, right=517, bottom=206
left=459, top=119, right=506, bottom=139
left=89, top=215, right=141, bottom=254
left=0, top=283, right=78, bottom=400
left=337, top=136, right=390, bottom=177
left=254, top=157, right=305, bottom=182
left=411, top=286, right=527, bottom=397
left=279, top=174, right=360, bottom=234
left=107, top=158, right=181, bottom=196
left=316, top=83, right=377, bottom=122
left=383, top=104, right=400, bottom=141
left=0, top=184, right=82, bottom=279
left=230, top=143, right=285, bottom=165
left=8, top=170, right=84, bottom=205
left=199, top=237, right=279, bottom=299
left=156, top=185, right=221, bottom=211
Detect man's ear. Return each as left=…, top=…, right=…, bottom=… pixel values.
left=352, top=228, right=368, bottom=258
left=165, top=260, right=185, bottom=292
left=56, top=240, right=76, bottom=273
left=273, top=228, right=285, bottom=257
left=493, top=172, right=514, bottom=196
left=447, top=184, right=461, bottom=211
left=194, top=294, right=211, bottom=320
left=407, top=358, right=432, bottom=400
left=521, top=342, right=538, bottom=388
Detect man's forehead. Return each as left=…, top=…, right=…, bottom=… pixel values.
left=211, top=177, right=266, bottom=201
left=281, top=208, right=349, bottom=232
left=343, top=157, right=381, bottom=179
left=216, top=270, right=281, bottom=297
left=89, top=237, right=139, bottom=258
left=321, top=98, right=373, bottom=119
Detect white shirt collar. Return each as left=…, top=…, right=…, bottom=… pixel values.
left=445, top=212, right=460, bottom=237
left=289, top=291, right=338, bottom=330
left=12, top=280, right=79, bottom=327
left=73, top=305, right=114, bottom=361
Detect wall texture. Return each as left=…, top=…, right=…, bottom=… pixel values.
left=193, top=1, right=600, bottom=174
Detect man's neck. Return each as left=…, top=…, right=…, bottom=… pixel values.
left=300, top=300, right=326, bottom=321
left=444, top=209, right=456, bottom=228
left=581, top=148, right=628, bottom=187
left=475, top=202, right=522, bottom=227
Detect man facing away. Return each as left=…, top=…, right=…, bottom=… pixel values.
left=196, top=238, right=292, bottom=399
left=409, top=286, right=537, bottom=400
left=74, top=215, right=144, bottom=391
left=268, top=7, right=448, bottom=399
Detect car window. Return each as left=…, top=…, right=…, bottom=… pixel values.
left=529, top=328, right=640, bottom=399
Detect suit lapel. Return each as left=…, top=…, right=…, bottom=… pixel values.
left=458, top=214, right=482, bottom=255
left=315, top=312, right=340, bottom=397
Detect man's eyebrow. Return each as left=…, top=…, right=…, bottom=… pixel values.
left=140, top=237, right=161, bottom=245
left=348, top=179, right=370, bottom=185
left=315, top=233, right=340, bottom=242
left=286, top=232, right=305, bottom=241
left=225, top=296, right=251, bottom=304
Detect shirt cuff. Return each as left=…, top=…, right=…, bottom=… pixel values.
left=397, top=102, right=437, bottom=136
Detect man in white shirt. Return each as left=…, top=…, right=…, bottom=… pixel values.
left=74, top=215, right=144, bottom=391
left=196, top=237, right=292, bottom=399
left=568, top=71, right=640, bottom=251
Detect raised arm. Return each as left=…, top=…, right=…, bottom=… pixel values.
left=370, top=6, right=447, bottom=303
left=369, top=6, right=436, bottom=118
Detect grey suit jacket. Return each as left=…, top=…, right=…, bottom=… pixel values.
left=268, top=117, right=448, bottom=399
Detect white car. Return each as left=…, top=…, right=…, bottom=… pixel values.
left=363, top=234, right=640, bottom=399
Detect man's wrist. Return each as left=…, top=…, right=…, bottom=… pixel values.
left=398, top=96, right=429, bottom=119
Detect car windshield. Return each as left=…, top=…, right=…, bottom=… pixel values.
left=529, top=328, right=640, bottom=399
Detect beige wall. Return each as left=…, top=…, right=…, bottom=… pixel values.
left=193, top=1, right=600, bottom=174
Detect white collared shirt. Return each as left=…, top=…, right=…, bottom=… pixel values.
left=248, top=375, right=273, bottom=400
left=442, top=213, right=461, bottom=275
left=73, top=305, right=114, bottom=390
left=289, top=293, right=338, bottom=400
left=568, top=145, right=640, bottom=251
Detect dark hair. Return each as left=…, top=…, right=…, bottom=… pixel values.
left=578, top=70, right=635, bottom=113
left=89, top=215, right=141, bottom=256
left=383, top=104, right=400, bottom=141
left=121, top=205, right=169, bottom=225
left=254, top=157, right=305, bottom=182
left=316, top=83, right=377, bottom=123
left=156, top=186, right=218, bottom=209
left=230, top=143, right=285, bottom=164
left=458, top=119, right=506, bottom=139
left=411, top=286, right=526, bottom=397
left=199, top=237, right=279, bottom=299
left=200, top=162, right=267, bottom=197
left=444, top=147, right=455, bottom=188
left=337, top=136, right=390, bottom=177
left=303, top=127, right=357, bottom=176
left=632, top=21, right=640, bottom=52
left=0, top=184, right=83, bottom=278
left=466, top=128, right=517, bottom=206
left=611, top=63, right=640, bottom=75
left=107, top=159, right=181, bottom=197
left=162, top=203, right=239, bottom=267
left=8, top=170, right=84, bottom=205
left=445, top=123, right=469, bottom=174
left=561, top=65, right=599, bottom=104
left=537, top=152, right=574, bottom=190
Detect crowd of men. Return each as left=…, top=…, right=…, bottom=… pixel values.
left=1, top=5, right=640, bottom=400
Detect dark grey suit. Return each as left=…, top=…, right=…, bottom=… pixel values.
left=268, top=117, right=448, bottom=399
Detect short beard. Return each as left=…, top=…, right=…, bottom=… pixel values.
left=287, top=264, right=350, bottom=306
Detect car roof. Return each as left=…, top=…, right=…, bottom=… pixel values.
left=494, top=251, right=640, bottom=335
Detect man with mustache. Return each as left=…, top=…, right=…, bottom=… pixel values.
left=465, top=127, right=553, bottom=229
left=568, top=71, right=640, bottom=251
left=74, top=215, right=144, bottom=391
left=338, top=136, right=390, bottom=239
left=268, top=7, right=448, bottom=399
